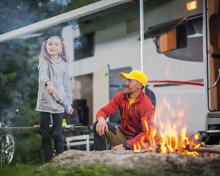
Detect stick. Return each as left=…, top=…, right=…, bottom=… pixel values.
left=51, top=92, right=69, bottom=112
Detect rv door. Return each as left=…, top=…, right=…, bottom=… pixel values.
left=93, top=65, right=110, bottom=122
left=205, top=0, right=220, bottom=111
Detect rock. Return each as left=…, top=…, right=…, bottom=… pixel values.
left=39, top=150, right=220, bottom=175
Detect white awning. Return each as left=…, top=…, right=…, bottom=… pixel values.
left=0, top=0, right=131, bottom=43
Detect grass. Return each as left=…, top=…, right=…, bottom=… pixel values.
left=0, top=163, right=219, bottom=176
left=0, top=163, right=39, bottom=176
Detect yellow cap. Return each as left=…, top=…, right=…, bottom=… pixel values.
left=119, top=70, right=148, bottom=86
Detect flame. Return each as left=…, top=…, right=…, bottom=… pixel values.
left=133, top=97, right=202, bottom=156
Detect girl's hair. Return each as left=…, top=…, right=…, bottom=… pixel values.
left=39, top=35, right=67, bottom=62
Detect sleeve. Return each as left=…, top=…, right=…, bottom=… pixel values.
left=38, top=58, right=50, bottom=86
left=63, top=63, right=72, bottom=105
left=127, top=98, right=154, bottom=149
left=96, top=92, right=122, bottom=120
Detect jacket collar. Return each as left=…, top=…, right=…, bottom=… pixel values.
left=123, top=90, right=145, bottom=103
left=48, top=57, right=62, bottom=64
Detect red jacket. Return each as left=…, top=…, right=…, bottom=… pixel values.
left=96, top=91, right=154, bottom=149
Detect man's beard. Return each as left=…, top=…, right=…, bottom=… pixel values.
left=123, top=85, right=132, bottom=95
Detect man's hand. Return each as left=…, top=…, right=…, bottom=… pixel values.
left=96, top=117, right=108, bottom=136
left=46, top=80, right=54, bottom=95
left=112, top=144, right=125, bottom=151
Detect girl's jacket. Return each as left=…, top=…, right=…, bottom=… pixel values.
left=36, top=57, right=72, bottom=113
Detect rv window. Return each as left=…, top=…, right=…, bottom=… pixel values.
left=157, top=23, right=187, bottom=53
left=160, top=16, right=203, bottom=62
left=74, top=32, right=95, bottom=60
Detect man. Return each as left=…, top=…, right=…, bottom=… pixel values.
left=93, top=69, right=154, bottom=151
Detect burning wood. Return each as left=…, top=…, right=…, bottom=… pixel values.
left=186, top=146, right=220, bottom=155
left=133, top=132, right=205, bottom=156
left=132, top=97, right=211, bottom=156
left=132, top=145, right=220, bottom=157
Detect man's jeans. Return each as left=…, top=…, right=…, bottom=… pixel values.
left=93, top=121, right=127, bottom=150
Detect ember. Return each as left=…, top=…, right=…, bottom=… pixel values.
left=133, top=97, right=203, bottom=156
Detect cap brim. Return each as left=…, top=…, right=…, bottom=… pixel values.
left=119, top=72, right=129, bottom=79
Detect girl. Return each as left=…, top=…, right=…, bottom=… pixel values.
left=36, top=36, right=73, bottom=163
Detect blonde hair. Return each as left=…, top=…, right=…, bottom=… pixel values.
left=39, top=36, right=67, bottom=62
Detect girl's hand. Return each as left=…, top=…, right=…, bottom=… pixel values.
left=67, top=105, right=74, bottom=115
left=46, top=81, right=54, bottom=95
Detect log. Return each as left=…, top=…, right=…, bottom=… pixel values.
left=0, top=125, right=91, bottom=135
left=0, top=127, right=39, bottom=135
left=40, top=149, right=220, bottom=175
left=136, top=146, right=220, bottom=155
left=187, top=146, right=220, bottom=154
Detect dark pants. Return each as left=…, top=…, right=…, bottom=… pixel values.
left=40, top=112, right=64, bottom=163
left=93, top=121, right=127, bottom=151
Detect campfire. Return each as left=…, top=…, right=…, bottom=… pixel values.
left=133, top=97, right=203, bottom=156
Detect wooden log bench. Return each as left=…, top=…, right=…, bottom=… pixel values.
left=0, top=125, right=93, bottom=151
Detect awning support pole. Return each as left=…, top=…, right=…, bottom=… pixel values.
left=140, top=0, right=144, bottom=72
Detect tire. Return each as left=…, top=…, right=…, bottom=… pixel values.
left=0, top=134, right=15, bottom=166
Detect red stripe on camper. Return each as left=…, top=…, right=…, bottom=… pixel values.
left=148, top=80, right=204, bottom=87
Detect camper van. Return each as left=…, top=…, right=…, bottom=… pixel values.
left=0, top=0, right=219, bottom=143
left=60, top=0, right=220, bottom=141
left=3, top=0, right=220, bottom=165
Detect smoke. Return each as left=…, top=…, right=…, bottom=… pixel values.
left=0, top=0, right=71, bottom=34
left=47, top=0, right=71, bottom=9
left=0, top=1, right=38, bottom=33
